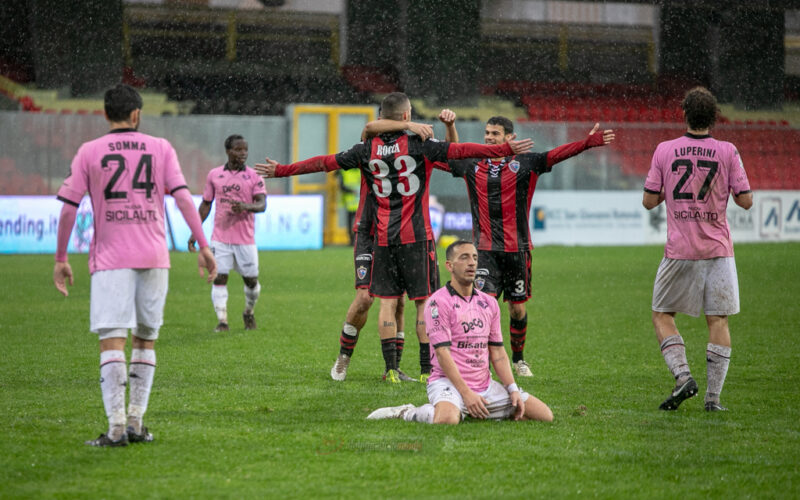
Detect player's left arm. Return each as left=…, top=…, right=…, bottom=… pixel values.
left=232, top=193, right=266, bottom=214
left=546, top=123, right=615, bottom=168
left=489, top=345, right=524, bottom=420
left=439, top=109, right=459, bottom=143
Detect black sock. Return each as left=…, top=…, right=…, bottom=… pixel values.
left=339, top=330, right=358, bottom=357
left=381, top=338, right=398, bottom=372
left=510, top=314, right=527, bottom=363
left=419, top=342, right=431, bottom=374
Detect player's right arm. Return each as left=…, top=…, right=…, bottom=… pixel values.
left=435, top=346, right=490, bottom=419
left=643, top=145, right=666, bottom=210
left=642, top=190, right=665, bottom=209
left=255, top=154, right=341, bottom=178
left=257, top=142, right=369, bottom=179
left=53, top=203, right=77, bottom=296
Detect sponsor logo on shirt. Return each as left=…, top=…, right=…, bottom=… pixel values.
left=355, top=253, right=372, bottom=262
left=461, top=318, right=484, bottom=333
left=222, top=184, right=241, bottom=194
left=673, top=209, right=718, bottom=222
left=456, top=340, right=488, bottom=349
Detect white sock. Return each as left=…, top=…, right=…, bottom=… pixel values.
left=706, top=343, right=732, bottom=404
left=128, top=348, right=156, bottom=433
left=212, top=285, right=228, bottom=323
left=660, top=334, right=691, bottom=383
left=244, top=281, right=261, bottom=314
left=403, top=404, right=434, bottom=424
left=99, top=350, right=127, bottom=434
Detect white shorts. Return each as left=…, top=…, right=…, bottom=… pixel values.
left=211, top=241, right=259, bottom=277
left=90, top=268, right=169, bottom=339
left=427, top=378, right=530, bottom=421
left=652, top=257, right=740, bottom=317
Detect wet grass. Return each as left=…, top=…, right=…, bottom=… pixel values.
left=1, top=243, right=798, bottom=498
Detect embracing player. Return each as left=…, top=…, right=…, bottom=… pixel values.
left=446, top=116, right=614, bottom=376
left=258, top=92, right=533, bottom=383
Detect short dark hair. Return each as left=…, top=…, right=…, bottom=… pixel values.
left=225, top=134, right=245, bottom=150
left=487, top=116, right=514, bottom=135
left=445, top=239, right=474, bottom=261
left=380, top=92, right=410, bottom=120
left=104, top=84, right=143, bottom=122
left=682, top=87, right=718, bottom=130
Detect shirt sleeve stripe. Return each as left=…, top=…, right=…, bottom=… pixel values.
left=643, top=188, right=660, bottom=194
left=432, top=341, right=451, bottom=349
left=170, top=185, right=189, bottom=195
left=56, top=195, right=80, bottom=207
left=735, top=189, right=752, bottom=196
left=488, top=341, right=504, bottom=347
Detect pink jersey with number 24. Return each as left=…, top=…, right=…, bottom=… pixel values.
left=644, top=133, right=751, bottom=260
left=57, top=129, right=188, bottom=273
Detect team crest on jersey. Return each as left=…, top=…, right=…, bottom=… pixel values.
left=508, top=160, right=520, bottom=173
left=357, top=266, right=368, bottom=280
left=430, top=304, right=439, bottom=319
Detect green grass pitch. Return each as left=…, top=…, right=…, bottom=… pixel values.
left=1, top=243, right=798, bottom=498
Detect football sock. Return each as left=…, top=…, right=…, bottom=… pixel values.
left=660, top=334, right=691, bottom=384
left=381, top=338, right=398, bottom=372
left=128, top=348, right=156, bottom=432
left=243, top=282, right=261, bottom=315
left=396, top=331, right=405, bottom=364
left=419, top=342, right=431, bottom=374
left=706, top=343, right=731, bottom=404
left=212, top=285, right=228, bottom=323
left=339, top=322, right=359, bottom=357
left=99, top=350, right=127, bottom=433
left=510, top=314, right=528, bottom=363
left=404, top=403, right=434, bottom=424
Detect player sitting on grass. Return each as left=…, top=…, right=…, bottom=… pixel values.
left=366, top=240, right=553, bottom=424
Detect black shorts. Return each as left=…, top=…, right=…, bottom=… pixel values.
left=475, top=250, right=531, bottom=303
left=370, top=240, right=440, bottom=300
left=353, top=231, right=374, bottom=289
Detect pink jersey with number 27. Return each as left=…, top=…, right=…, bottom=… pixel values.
left=644, top=133, right=751, bottom=260
left=57, top=129, right=189, bottom=273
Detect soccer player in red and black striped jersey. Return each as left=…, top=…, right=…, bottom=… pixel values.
left=329, top=110, right=458, bottom=383
left=257, top=94, right=534, bottom=383
left=447, top=116, right=615, bottom=377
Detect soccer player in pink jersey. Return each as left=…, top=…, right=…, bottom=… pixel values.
left=189, top=135, right=266, bottom=332
left=643, top=87, right=753, bottom=412
left=366, top=240, right=552, bottom=424
left=52, top=84, right=217, bottom=447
